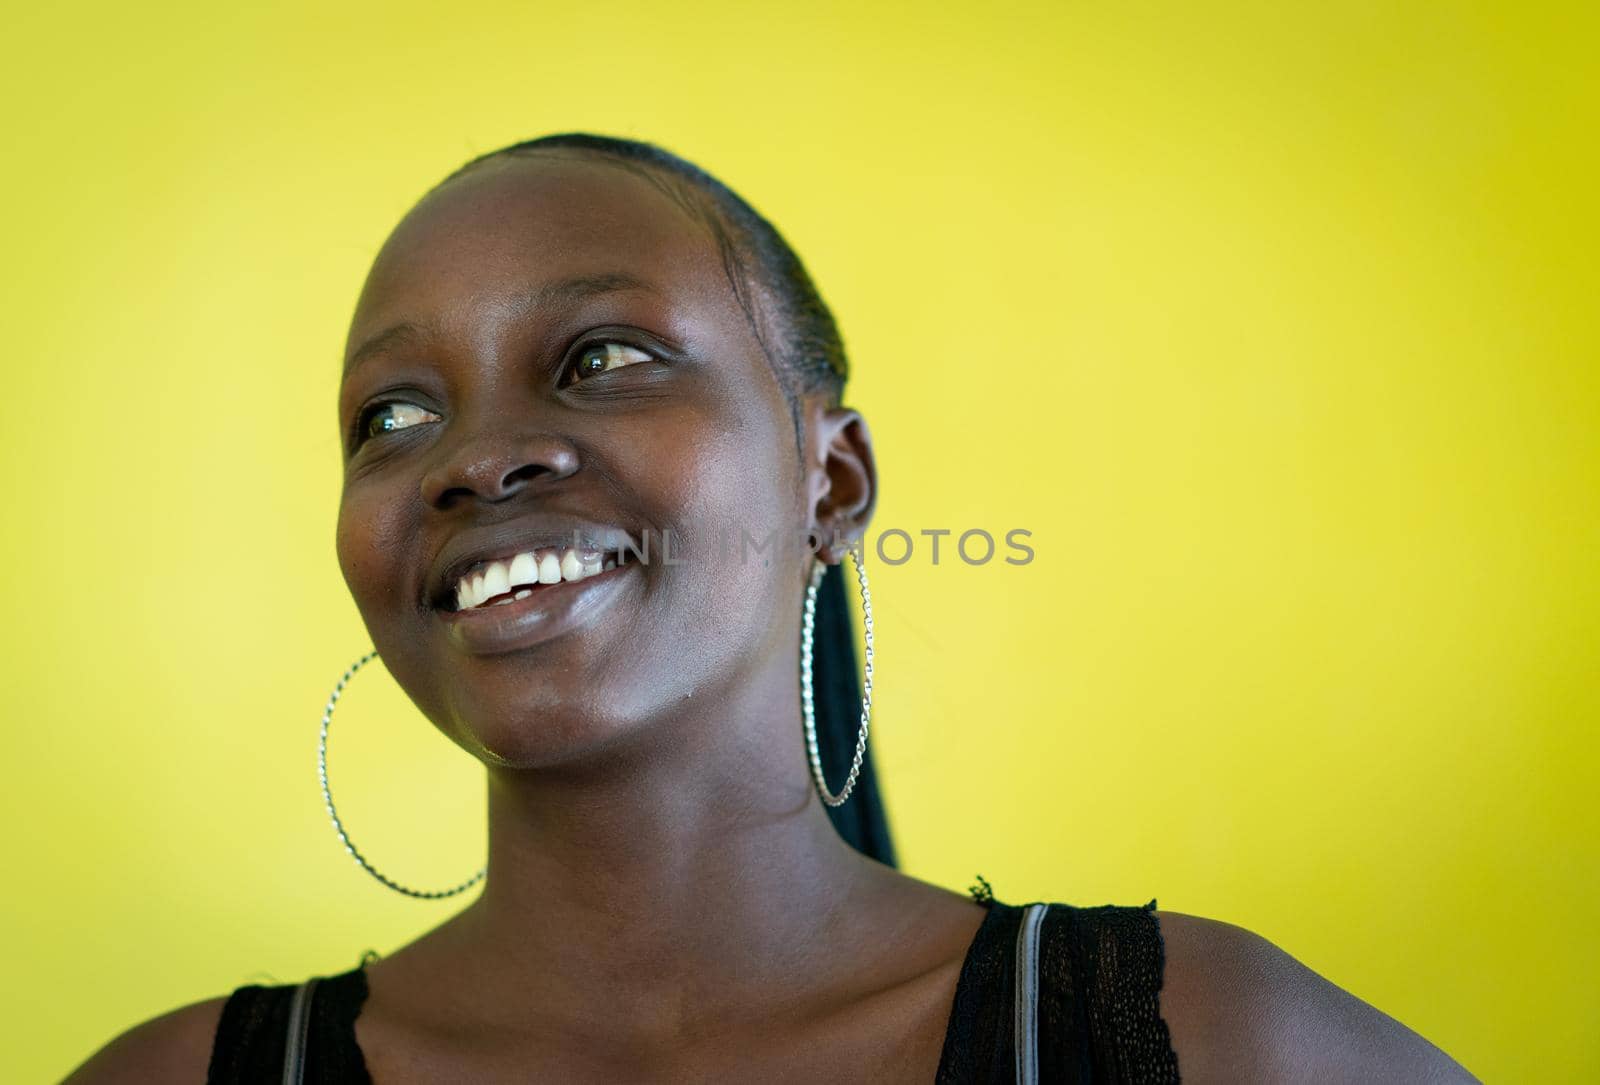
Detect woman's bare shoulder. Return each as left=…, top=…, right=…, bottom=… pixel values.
left=1150, top=909, right=1478, bottom=1083
left=61, top=993, right=229, bottom=1084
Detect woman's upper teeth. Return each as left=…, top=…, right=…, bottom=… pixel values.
left=454, top=547, right=607, bottom=611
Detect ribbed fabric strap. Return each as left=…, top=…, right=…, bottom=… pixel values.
left=1012, top=903, right=1049, bottom=1085
left=282, top=977, right=319, bottom=1085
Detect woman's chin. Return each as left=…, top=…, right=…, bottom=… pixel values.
left=444, top=693, right=640, bottom=773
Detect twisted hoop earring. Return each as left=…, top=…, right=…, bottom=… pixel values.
left=318, top=650, right=487, bottom=899
left=800, top=538, right=876, bottom=807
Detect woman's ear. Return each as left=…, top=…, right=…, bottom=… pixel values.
left=802, top=397, right=877, bottom=564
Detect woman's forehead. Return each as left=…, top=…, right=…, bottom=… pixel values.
left=345, top=155, right=732, bottom=359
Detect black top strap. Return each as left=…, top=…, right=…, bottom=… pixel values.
left=937, top=900, right=1023, bottom=1081
left=936, top=899, right=1182, bottom=1083
left=1040, top=900, right=1182, bottom=1083
left=206, top=966, right=372, bottom=1084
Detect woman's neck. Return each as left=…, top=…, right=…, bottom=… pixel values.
left=435, top=656, right=895, bottom=1032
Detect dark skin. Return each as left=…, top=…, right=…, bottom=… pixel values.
left=67, top=154, right=1476, bottom=1082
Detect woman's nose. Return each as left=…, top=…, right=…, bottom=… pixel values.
left=419, top=426, right=581, bottom=509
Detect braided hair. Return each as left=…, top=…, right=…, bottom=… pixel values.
left=439, top=134, right=895, bottom=866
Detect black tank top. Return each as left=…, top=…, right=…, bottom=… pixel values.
left=206, top=894, right=1181, bottom=1083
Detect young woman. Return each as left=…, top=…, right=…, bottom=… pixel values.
left=68, top=135, right=1475, bottom=1082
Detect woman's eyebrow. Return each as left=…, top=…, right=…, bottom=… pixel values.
left=343, top=272, right=659, bottom=379
left=344, top=321, right=426, bottom=379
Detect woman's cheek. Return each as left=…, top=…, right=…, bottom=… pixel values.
left=335, top=480, right=417, bottom=614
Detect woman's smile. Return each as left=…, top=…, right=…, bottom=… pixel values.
left=427, top=514, right=647, bottom=657
left=426, top=518, right=642, bottom=610
left=439, top=548, right=642, bottom=657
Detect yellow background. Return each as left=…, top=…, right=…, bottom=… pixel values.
left=4, top=3, right=1595, bottom=1080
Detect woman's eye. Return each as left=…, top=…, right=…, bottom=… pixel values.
left=358, top=401, right=441, bottom=444
left=567, top=341, right=655, bottom=384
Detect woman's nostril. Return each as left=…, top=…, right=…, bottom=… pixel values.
left=421, top=434, right=581, bottom=508
left=502, top=462, right=552, bottom=490
left=425, top=465, right=545, bottom=508
left=433, top=485, right=476, bottom=509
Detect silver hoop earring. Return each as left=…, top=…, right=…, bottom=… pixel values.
left=800, top=538, right=875, bottom=807
left=318, top=650, right=487, bottom=899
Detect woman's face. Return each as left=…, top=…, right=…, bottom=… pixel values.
left=336, top=154, right=818, bottom=767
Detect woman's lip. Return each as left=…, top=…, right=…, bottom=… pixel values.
left=438, top=562, right=638, bottom=656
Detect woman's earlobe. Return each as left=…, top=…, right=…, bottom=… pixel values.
left=810, top=526, right=857, bottom=566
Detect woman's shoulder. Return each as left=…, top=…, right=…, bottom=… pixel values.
left=1150, top=908, right=1478, bottom=1081
left=64, top=958, right=375, bottom=1084
left=61, top=992, right=233, bottom=1083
